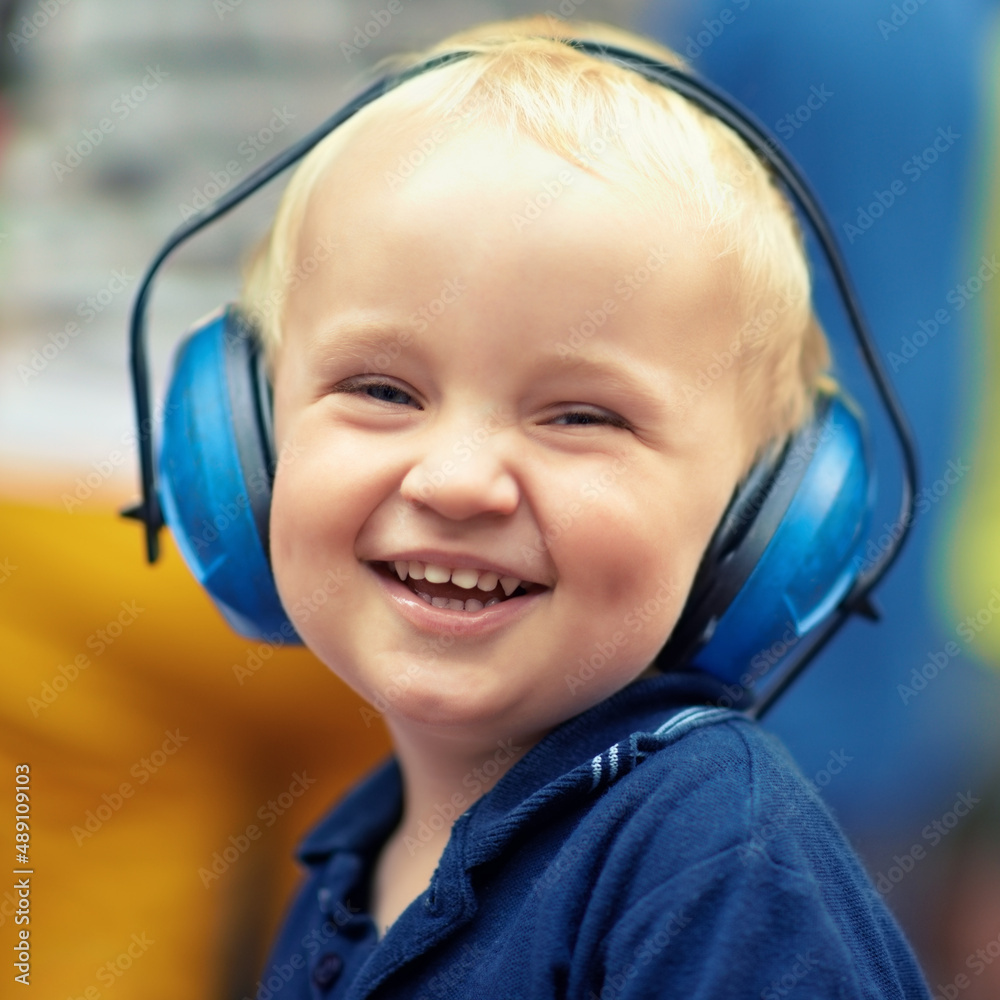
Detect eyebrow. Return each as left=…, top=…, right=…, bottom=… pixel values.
left=307, top=322, right=671, bottom=411
left=539, top=349, right=671, bottom=413
left=306, top=323, right=415, bottom=370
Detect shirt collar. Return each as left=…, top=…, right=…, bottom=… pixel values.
left=296, top=669, right=750, bottom=865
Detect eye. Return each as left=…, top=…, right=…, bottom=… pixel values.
left=336, top=377, right=421, bottom=408
left=549, top=409, right=630, bottom=429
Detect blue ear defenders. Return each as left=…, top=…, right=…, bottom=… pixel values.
left=127, top=40, right=918, bottom=718
left=156, top=306, right=284, bottom=640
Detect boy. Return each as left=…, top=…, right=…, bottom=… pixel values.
left=238, top=16, right=931, bottom=999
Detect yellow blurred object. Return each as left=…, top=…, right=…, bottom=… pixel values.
left=0, top=500, right=391, bottom=999
left=944, top=82, right=1000, bottom=669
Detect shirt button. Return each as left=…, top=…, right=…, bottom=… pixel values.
left=312, top=952, right=343, bottom=990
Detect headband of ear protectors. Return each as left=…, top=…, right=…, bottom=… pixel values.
left=127, top=39, right=918, bottom=719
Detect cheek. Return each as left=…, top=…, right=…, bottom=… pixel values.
left=269, top=463, right=322, bottom=617
left=550, top=457, right=732, bottom=643
left=269, top=461, right=375, bottom=667
left=267, top=426, right=364, bottom=612
left=566, top=505, right=694, bottom=655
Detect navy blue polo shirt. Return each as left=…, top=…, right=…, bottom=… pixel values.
left=257, top=671, right=931, bottom=999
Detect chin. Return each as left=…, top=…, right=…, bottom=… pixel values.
left=370, top=657, right=521, bottom=728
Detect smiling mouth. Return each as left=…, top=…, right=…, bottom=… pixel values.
left=370, top=561, right=545, bottom=612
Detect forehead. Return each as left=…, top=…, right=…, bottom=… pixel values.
left=299, top=107, right=731, bottom=284
left=301, top=76, right=715, bottom=239
left=279, top=101, right=743, bottom=395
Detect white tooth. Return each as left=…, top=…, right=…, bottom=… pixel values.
left=446, top=598, right=465, bottom=611
left=416, top=591, right=433, bottom=604
left=408, top=561, right=426, bottom=580
left=484, top=598, right=500, bottom=607
left=477, top=571, right=499, bottom=592
left=431, top=596, right=450, bottom=608
left=451, top=568, right=480, bottom=589
left=499, top=576, right=521, bottom=597
left=424, top=564, right=451, bottom=584
left=394, top=561, right=408, bottom=581
left=464, top=599, right=484, bottom=612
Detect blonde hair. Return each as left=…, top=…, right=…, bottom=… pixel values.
left=241, top=15, right=832, bottom=471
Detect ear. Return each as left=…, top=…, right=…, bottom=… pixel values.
left=157, top=305, right=302, bottom=643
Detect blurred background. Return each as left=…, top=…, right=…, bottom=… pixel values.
left=3, top=0, right=1000, bottom=996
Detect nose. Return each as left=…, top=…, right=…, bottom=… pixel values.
left=399, top=409, right=520, bottom=521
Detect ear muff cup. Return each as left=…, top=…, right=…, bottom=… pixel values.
left=656, top=391, right=873, bottom=687
left=158, top=305, right=302, bottom=643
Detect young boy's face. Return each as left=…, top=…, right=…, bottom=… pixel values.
left=268, top=108, right=753, bottom=743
